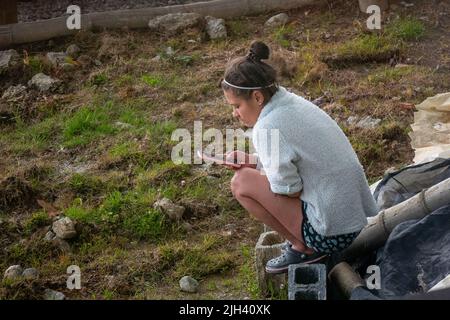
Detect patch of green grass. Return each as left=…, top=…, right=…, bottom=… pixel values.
left=63, top=106, right=116, bottom=148
left=7, top=116, right=60, bottom=153
left=141, top=74, right=164, bottom=87
left=90, top=73, right=108, bottom=86
left=160, top=235, right=236, bottom=280
left=272, top=25, right=295, bottom=48
left=386, top=17, right=425, bottom=41
left=334, top=34, right=399, bottom=62
left=237, top=244, right=260, bottom=299
left=68, top=173, right=106, bottom=196
left=23, top=211, right=51, bottom=235
left=122, top=208, right=165, bottom=240
left=367, top=65, right=415, bottom=84
left=26, top=56, right=46, bottom=75
left=136, top=161, right=190, bottom=189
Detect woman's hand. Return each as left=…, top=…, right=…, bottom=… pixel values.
left=225, top=151, right=257, bottom=170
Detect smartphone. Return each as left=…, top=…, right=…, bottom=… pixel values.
left=197, top=150, right=241, bottom=168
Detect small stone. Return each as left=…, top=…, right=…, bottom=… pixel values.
left=148, top=13, right=202, bottom=35
left=395, top=63, right=411, bottom=68
left=114, top=121, right=133, bottom=129
left=1, top=85, right=27, bottom=101
left=205, top=16, right=227, bottom=40
left=43, top=289, right=65, bottom=300
left=66, top=44, right=81, bottom=58
left=4, top=265, right=23, bottom=280
left=264, top=13, right=289, bottom=29
left=28, top=73, right=60, bottom=92
left=179, top=276, right=199, bottom=293
left=180, top=180, right=186, bottom=187
left=52, top=217, right=77, bottom=239
left=22, top=268, right=39, bottom=280
left=151, top=55, right=161, bottom=62
left=46, top=52, right=69, bottom=68
left=94, top=59, right=102, bottom=66
left=347, top=116, right=381, bottom=129
left=0, top=49, right=22, bottom=75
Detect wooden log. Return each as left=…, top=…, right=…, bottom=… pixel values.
left=0, top=0, right=320, bottom=48
left=328, top=262, right=365, bottom=298
left=340, top=178, right=450, bottom=262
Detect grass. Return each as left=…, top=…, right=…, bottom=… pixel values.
left=272, top=25, right=295, bottom=48
left=63, top=104, right=116, bottom=148
left=386, top=17, right=425, bottom=41
left=23, top=211, right=51, bottom=235
left=332, top=33, right=399, bottom=63
left=159, top=234, right=236, bottom=280
left=367, top=65, right=415, bottom=84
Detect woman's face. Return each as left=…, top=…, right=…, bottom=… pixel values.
left=223, top=89, right=264, bottom=127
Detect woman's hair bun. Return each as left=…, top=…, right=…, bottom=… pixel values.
left=248, top=41, right=270, bottom=62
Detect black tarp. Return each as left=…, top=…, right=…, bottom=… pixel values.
left=373, top=157, right=450, bottom=210
left=351, top=205, right=450, bottom=300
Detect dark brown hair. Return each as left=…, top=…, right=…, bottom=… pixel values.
left=221, top=41, right=278, bottom=103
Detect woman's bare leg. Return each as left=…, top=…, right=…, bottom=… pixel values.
left=231, top=167, right=314, bottom=254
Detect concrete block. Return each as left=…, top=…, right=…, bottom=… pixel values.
left=288, top=263, right=327, bottom=300
left=255, top=231, right=287, bottom=296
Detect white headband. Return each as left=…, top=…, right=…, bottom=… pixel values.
left=222, top=79, right=275, bottom=90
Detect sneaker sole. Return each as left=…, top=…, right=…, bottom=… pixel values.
left=264, top=254, right=328, bottom=274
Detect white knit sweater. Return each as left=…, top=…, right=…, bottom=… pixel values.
left=252, top=86, right=378, bottom=236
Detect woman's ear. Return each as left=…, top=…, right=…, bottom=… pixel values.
left=253, top=90, right=265, bottom=107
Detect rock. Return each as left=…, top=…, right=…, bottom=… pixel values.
left=52, top=217, right=77, bottom=239
left=43, top=289, right=65, bottom=300
left=0, top=49, right=22, bottom=75
left=44, top=230, right=56, bottom=241
left=395, top=63, right=411, bottom=68
left=4, top=265, right=23, bottom=280
left=148, top=13, right=202, bottom=35
left=153, top=198, right=185, bottom=221
left=46, top=52, right=69, bottom=68
left=114, top=121, right=133, bottom=129
left=0, top=103, right=14, bottom=125
left=28, top=73, right=60, bottom=92
left=179, top=276, right=199, bottom=293
left=357, top=116, right=381, bottom=129
left=264, top=13, right=289, bottom=29
left=151, top=55, right=161, bottom=62
left=205, top=16, right=227, bottom=40
left=66, top=44, right=81, bottom=58
left=1, top=85, right=27, bottom=101
left=22, top=268, right=39, bottom=280
left=348, top=116, right=381, bottom=129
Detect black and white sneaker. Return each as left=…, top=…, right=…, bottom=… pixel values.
left=265, top=246, right=328, bottom=274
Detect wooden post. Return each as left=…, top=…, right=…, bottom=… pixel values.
left=0, top=0, right=18, bottom=25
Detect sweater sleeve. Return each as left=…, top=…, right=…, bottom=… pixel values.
left=254, top=128, right=303, bottom=195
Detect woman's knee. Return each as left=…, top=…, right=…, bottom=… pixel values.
left=230, top=168, right=254, bottom=198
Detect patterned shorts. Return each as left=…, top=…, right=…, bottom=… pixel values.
left=301, top=201, right=361, bottom=254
